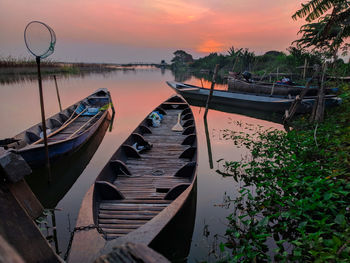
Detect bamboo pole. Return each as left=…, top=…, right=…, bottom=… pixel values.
left=36, top=56, right=51, bottom=182
left=32, top=107, right=88, bottom=145
left=53, top=75, right=62, bottom=112
left=303, top=58, right=308, bottom=80
left=67, top=112, right=100, bottom=139
left=204, top=64, right=219, bottom=119
left=204, top=116, right=213, bottom=169
left=283, top=66, right=320, bottom=124
left=311, top=64, right=327, bottom=123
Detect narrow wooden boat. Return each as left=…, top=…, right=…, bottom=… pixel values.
left=0, top=88, right=111, bottom=167
left=228, top=77, right=335, bottom=96
left=167, top=81, right=341, bottom=113
left=68, top=95, right=197, bottom=262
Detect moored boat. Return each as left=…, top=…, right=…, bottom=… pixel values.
left=68, top=95, right=197, bottom=262
left=0, top=88, right=112, bottom=167
left=167, top=81, right=341, bottom=113
left=228, top=77, right=334, bottom=96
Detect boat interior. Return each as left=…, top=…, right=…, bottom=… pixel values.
left=92, top=95, right=197, bottom=240
left=1, top=90, right=110, bottom=150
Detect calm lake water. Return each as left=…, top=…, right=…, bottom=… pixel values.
left=0, top=68, right=282, bottom=262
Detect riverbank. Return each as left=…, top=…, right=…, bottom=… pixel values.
left=0, top=60, right=137, bottom=75
left=218, top=83, right=350, bottom=262
left=0, top=59, right=152, bottom=84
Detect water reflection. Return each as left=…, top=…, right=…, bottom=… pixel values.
left=0, top=68, right=284, bottom=262
left=0, top=66, right=161, bottom=85
left=172, top=71, right=227, bottom=85
left=150, top=182, right=197, bottom=263
left=26, top=115, right=110, bottom=208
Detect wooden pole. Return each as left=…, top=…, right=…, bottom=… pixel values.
left=311, top=63, right=327, bottom=123
left=204, top=116, right=213, bottom=169
left=32, top=107, right=88, bottom=145
left=303, top=58, right=308, bottom=80
left=283, top=66, right=320, bottom=124
left=204, top=64, right=219, bottom=119
left=53, top=75, right=62, bottom=112
left=51, top=210, right=60, bottom=255
left=36, top=56, right=51, bottom=183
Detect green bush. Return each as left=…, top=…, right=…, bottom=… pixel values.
left=217, top=85, right=350, bottom=262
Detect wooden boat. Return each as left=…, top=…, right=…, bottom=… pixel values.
left=68, top=95, right=197, bottom=262
left=228, top=77, right=335, bottom=96
left=26, top=115, right=111, bottom=209
left=0, top=88, right=112, bottom=167
left=167, top=81, right=341, bottom=113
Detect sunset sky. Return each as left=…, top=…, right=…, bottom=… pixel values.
left=0, top=0, right=305, bottom=63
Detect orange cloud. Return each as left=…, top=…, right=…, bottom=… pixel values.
left=149, top=0, right=209, bottom=24
left=197, top=40, right=226, bottom=53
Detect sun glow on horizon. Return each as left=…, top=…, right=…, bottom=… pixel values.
left=0, top=0, right=306, bottom=62
left=197, top=39, right=226, bottom=53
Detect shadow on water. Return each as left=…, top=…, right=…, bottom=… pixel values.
left=150, top=181, right=197, bottom=263
left=26, top=114, right=111, bottom=209
left=186, top=98, right=284, bottom=124
left=172, top=70, right=227, bottom=85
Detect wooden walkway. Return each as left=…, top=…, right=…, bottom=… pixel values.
left=98, top=109, right=192, bottom=240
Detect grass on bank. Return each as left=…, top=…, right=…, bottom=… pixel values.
left=217, top=83, right=350, bottom=262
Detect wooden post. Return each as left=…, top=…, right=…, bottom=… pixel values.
left=232, top=57, right=238, bottom=72
left=53, top=75, right=62, bottom=112
left=204, top=64, right=219, bottom=119
left=51, top=210, right=60, bottom=255
left=36, top=56, right=51, bottom=183
left=204, top=116, right=213, bottom=169
left=303, top=58, right=308, bottom=80
left=283, top=66, right=320, bottom=124
left=311, top=64, right=327, bottom=123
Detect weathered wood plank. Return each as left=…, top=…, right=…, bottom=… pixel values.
left=96, top=106, right=195, bottom=240
left=95, top=242, right=171, bottom=263
left=98, top=219, right=149, bottom=225
left=99, top=214, right=154, bottom=220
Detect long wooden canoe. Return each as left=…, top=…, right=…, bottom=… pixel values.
left=68, top=95, right=197, bottom=262
left=0, top=88, right=111, bottom=167
left=167, top=81, right=341, bottom=113
left=228, top=77, right=335, bottom=96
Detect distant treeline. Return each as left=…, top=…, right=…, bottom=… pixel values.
left=0, top=56, right=138, bottom=76
left=170, top=47, right=350, bottom=79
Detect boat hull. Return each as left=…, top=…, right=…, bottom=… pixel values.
left=18, top=110, right=108, bottom=167
left=167, top=81, right=341, bottom=113
left=68, top=95, right=198, bottom=262
left=2, top=89, right=112, bottom=168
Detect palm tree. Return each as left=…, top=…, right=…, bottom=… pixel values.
left=292, top=0, right=350, bottom=60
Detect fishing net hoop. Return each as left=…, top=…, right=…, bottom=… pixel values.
left=24, top=21, right=56, bottom=59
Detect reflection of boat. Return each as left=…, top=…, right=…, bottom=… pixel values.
left=0, top=89, right=111, bottom=167
left=167, top=81, right=341, bottom=114
left=26, top=114, right=111, bottom=208
left=69, top=95, right=198, bottom=262
left=149, top=181, right=197, bottom=262
left=181, top=96, right=284, bottom=124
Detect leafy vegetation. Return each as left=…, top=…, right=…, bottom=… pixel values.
left=216, top=83, right=350, bottom=262
left=292, top=0, right=350, bottom=60
left=170, top=46, right=350, bottom=83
